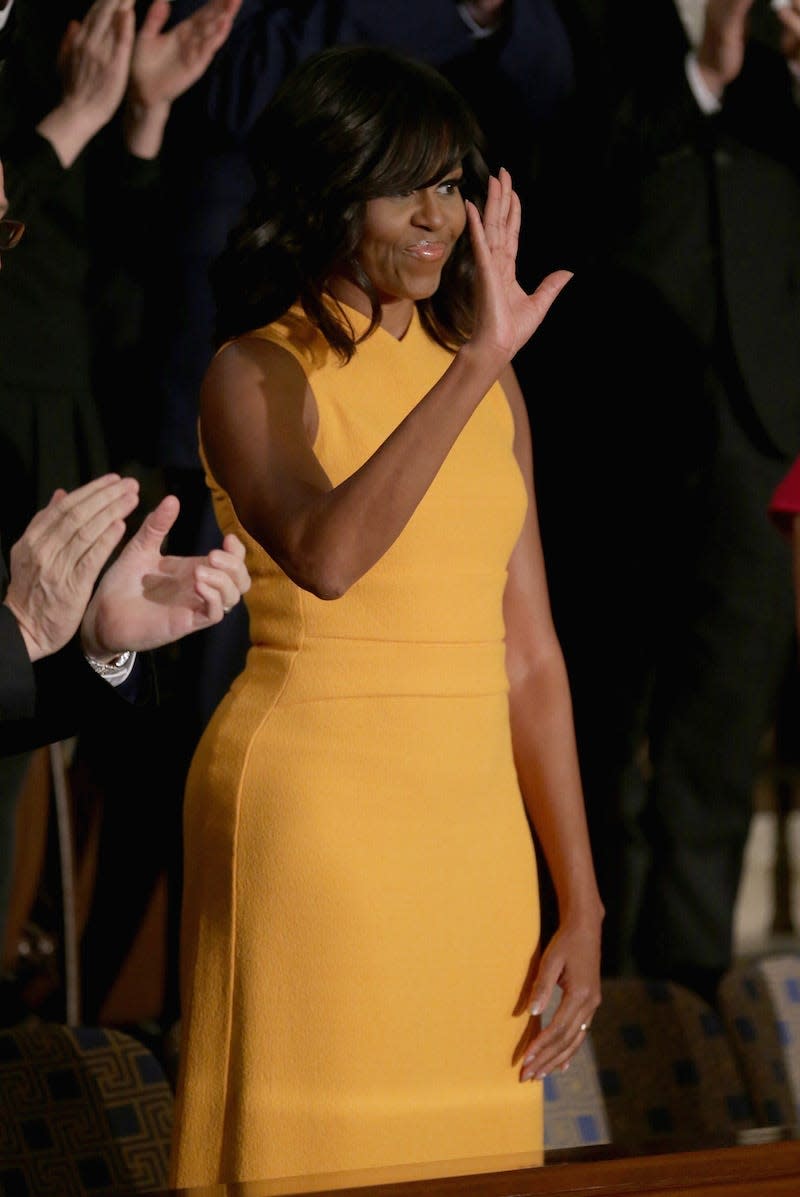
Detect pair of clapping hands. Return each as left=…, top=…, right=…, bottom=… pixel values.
left=36, top=0, right=242, bottom=165
left=3, top=475, right=249, bottom=668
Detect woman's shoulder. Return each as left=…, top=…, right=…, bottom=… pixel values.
left=233, top=304, right=333, bottom=373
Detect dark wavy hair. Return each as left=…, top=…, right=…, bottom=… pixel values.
left=212, top=44, right=489, bottom=358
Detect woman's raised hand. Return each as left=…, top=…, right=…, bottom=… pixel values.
left=466, top=168, right=571, bottom=364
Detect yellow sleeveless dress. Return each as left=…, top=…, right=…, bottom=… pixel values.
left=170, top=303, right=542, bottom=1187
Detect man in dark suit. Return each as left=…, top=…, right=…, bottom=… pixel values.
left=523, top=0, right=800, bottom=1002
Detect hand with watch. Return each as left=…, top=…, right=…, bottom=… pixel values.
left=79, top=492, right=250, bottom=679
left=84, top=648, right=134, bottom=684
left=3, top=476, right=250, bottom=682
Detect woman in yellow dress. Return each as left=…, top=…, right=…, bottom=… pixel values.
left=170, top=44, right=603, bottom=1188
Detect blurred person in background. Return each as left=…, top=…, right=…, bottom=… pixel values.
left=522, top=0, right=800, bottom=1003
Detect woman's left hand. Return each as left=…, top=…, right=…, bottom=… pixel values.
left=512, top=916, right=602, bottom=1082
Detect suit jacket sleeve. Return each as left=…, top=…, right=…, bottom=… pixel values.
left=0, top=601, right=36, bottom=722
left=0, top=544, right=156, bottom=753
left=0, top=635, right=156, bottom=757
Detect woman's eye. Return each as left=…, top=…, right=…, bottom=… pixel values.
left=437, top=179, right=463, bottom=196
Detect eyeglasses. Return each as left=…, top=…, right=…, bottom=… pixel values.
left=0, top=219, right=25, bottom=251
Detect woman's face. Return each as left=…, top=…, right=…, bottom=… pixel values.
left=355, top=167, right=467, bottom=305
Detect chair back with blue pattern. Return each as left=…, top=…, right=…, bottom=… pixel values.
left=0, top=1022, right=173, bottom=1196
left=589, top=978, right=755, bottom=1151
left=718, top=952, right=800, bottom=1127
left=541, top=988, right=610, bottom=1150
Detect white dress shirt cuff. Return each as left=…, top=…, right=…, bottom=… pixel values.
left=456, top=3, right=504, bottom=39
left=685, top=50, right=723, bottom=114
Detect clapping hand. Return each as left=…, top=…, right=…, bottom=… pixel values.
left=124, top=0, right=242, bottom=156
left=3, top=474, right=140, bottom=662
left=37, top=0, right=241, bottom=165
left=129, top=0, right=242, bottom=111
left=39, top=0, right=137, bottom=166
left=80, top=493, right=250, bottom=661
left=465, top=168, right=572, bottom=365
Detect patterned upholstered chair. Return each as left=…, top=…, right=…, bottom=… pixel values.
left=542, top=1040, right=610, bottom=1150
left=717, top=952, right=800, bottom=1127
left=0, top=1022, right=173, bottom=1196
left=540, top=987, right=610, bottom=1150
left=589, top=978, right=755, bottom=1151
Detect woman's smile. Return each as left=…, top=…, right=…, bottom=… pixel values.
left=403, top=239, right=447, bottom=261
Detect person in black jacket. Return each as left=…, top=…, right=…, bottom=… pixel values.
left=0, top=0, right=243, bottom=1012
left=0, top=0, right=242, bottom=550
left=521, top=0, right=800, bottom=1002
left=0, top=155, right=250, bottom=959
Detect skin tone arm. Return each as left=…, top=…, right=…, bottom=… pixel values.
left=201, top=169, right=572, bottom=600
left=36, top=0, right=137, bottom=167
left=3, top=477, right=250, bottom=666
left=35, top=0, right=241, bottom=168
left=497, top=365, right=603, bottom=1081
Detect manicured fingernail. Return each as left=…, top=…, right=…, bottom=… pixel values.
left=529, top=1001, right=541, bottom=1016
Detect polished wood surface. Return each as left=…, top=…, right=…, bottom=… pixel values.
left=116, top=1134, right=800, bottom=1197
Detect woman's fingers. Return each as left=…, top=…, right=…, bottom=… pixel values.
left=475, top=170, right=520, bottom=276
left=518, top=1012, right=592, bottom=1082
left=507, top=187, right=521, bottom=256
left=481, top=173, right=502, bottom=251
left=496, top=166, right=512, bottom=234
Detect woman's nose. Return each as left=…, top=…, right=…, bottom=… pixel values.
left=411, top=189, right=445, bottom=229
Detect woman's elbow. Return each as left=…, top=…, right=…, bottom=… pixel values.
left=280, top=542, right=355, bottom=600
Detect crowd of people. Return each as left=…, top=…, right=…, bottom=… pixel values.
left=2, top=0, right=800, bottom=1187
